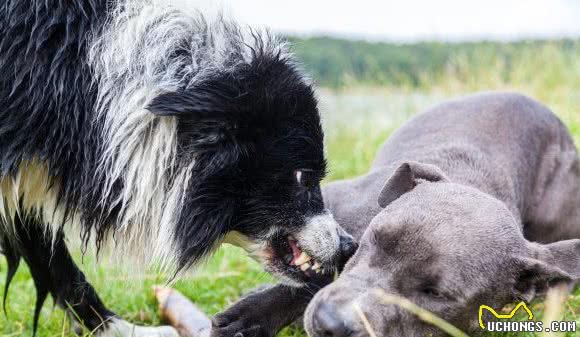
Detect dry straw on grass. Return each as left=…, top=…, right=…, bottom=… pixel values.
left=540, top=285, right=570, bottom=337
left=352, top=287, right=572, bottom=337
left=353, top=289, right=471, bottom=337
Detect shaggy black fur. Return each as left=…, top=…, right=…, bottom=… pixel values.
left=148, top=58, right=327, bottom=270
left=0, top=0, right=112, bottom=244
left=1, top=0, right=326, bottom=262
left=0, top=0, right=336, bottom=334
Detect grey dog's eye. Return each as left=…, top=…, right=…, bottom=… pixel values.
left=421, top=286, right=445, bottom=299
left=294, top=169, right=317, bottom=188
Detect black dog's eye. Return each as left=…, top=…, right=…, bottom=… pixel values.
left=294, top=169, right=317, bottom=188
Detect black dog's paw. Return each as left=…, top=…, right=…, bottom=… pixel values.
left=212, top=289, right=277, bottom=337
left=212, top=321, right=272, bottom=337
left=212, top=312, right=273, bottom=337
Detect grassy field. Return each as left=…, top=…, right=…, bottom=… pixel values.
left=1, top=46, right=579, bottom=337
left=1, top=86, right=578, bottom=337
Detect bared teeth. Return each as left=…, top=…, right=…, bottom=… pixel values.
left=295, top=251, right=312, bottom=265
left=286, top=236, right=324, bottom=274
left=312, top=261, right=322, bottom=271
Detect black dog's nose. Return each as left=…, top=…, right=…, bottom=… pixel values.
left=314, top=303, right=352, bottom=337
left=340, top=235, right=358, bottom=258
left=338, top=235, right=358, bottom=272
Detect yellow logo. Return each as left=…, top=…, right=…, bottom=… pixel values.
left=478, top=302, right=534, bottom=329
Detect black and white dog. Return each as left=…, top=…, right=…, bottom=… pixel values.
left=0, top=1, right=355, bottom=336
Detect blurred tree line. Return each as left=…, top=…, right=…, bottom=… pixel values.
left=287, top=36, right=580, bottom=89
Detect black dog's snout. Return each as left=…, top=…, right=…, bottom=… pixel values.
left=314, top=303, right=352, bottom=337
left=338, top=235, right=358, bottom=272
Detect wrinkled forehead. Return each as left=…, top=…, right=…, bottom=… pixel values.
left=367, top=182, right=523, bottom=267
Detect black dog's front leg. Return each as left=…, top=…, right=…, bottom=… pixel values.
left=212, top=279, right=327, bottom=337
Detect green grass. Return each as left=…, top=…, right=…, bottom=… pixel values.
left=1, top=83, right=579, bottom=336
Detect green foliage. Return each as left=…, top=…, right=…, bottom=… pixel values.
left=288, top=36, right=580, bottom=91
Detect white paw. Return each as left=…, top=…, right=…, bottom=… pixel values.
left=98, top=318, right=180, bottom=337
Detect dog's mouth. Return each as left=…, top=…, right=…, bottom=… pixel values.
left=268, top=234, right=331, bottom=284
left=223, top=230, right=335, bottom=285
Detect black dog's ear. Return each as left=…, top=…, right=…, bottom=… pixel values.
left=378, top=161, right=448, bottom=208
left=147, top=88, right=242, bottom=149
left=146, top=79, right=241, bottom=119
left=147, top=90, right=229, bottom=118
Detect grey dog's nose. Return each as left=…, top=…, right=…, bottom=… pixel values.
left=314, top=303, right=352, bottom=337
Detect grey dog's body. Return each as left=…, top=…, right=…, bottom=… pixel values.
left=213, top=92, right=580, bottom=337
left=305, top=92, right=580, bottom=337
left=326, top=91, right=580, bottom=243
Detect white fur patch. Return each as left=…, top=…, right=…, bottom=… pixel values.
left=86, top=1, right=289, bottom=268
left=295, top=213, right=341, bottom=263
left=0, top=158, right=82, bottom=243
left=98, top=318, right=180, bottom=337
left=223, top=230, right=269, bottom=260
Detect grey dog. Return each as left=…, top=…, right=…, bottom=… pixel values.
left=212, top=92, right=580, bottom=337
left=305, top=91, right=580, bottom=337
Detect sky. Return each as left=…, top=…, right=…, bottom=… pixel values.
left=190, top=0, right=580, bottom=42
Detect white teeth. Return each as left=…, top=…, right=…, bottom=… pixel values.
left=300, top=262, right=311, bottom=271
left=294, top=251, right=312, bottom=265
left=288, top=235, right=295, bottom=240
left=312, top=261, right=322, bottom=270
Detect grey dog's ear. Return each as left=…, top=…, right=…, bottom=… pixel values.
left=512, top=240, right=580, bottom=302
left=512, top=258, right=572, bottom=302
left=378, top=161, right=448, bottom=208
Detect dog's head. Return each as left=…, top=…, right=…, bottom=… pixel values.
left=146, top=52, right=355, bottom=285
left=306, top=161, right=580, bottom=337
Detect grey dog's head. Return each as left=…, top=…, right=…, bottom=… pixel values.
left=306, top=162, right=580, bottom=337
